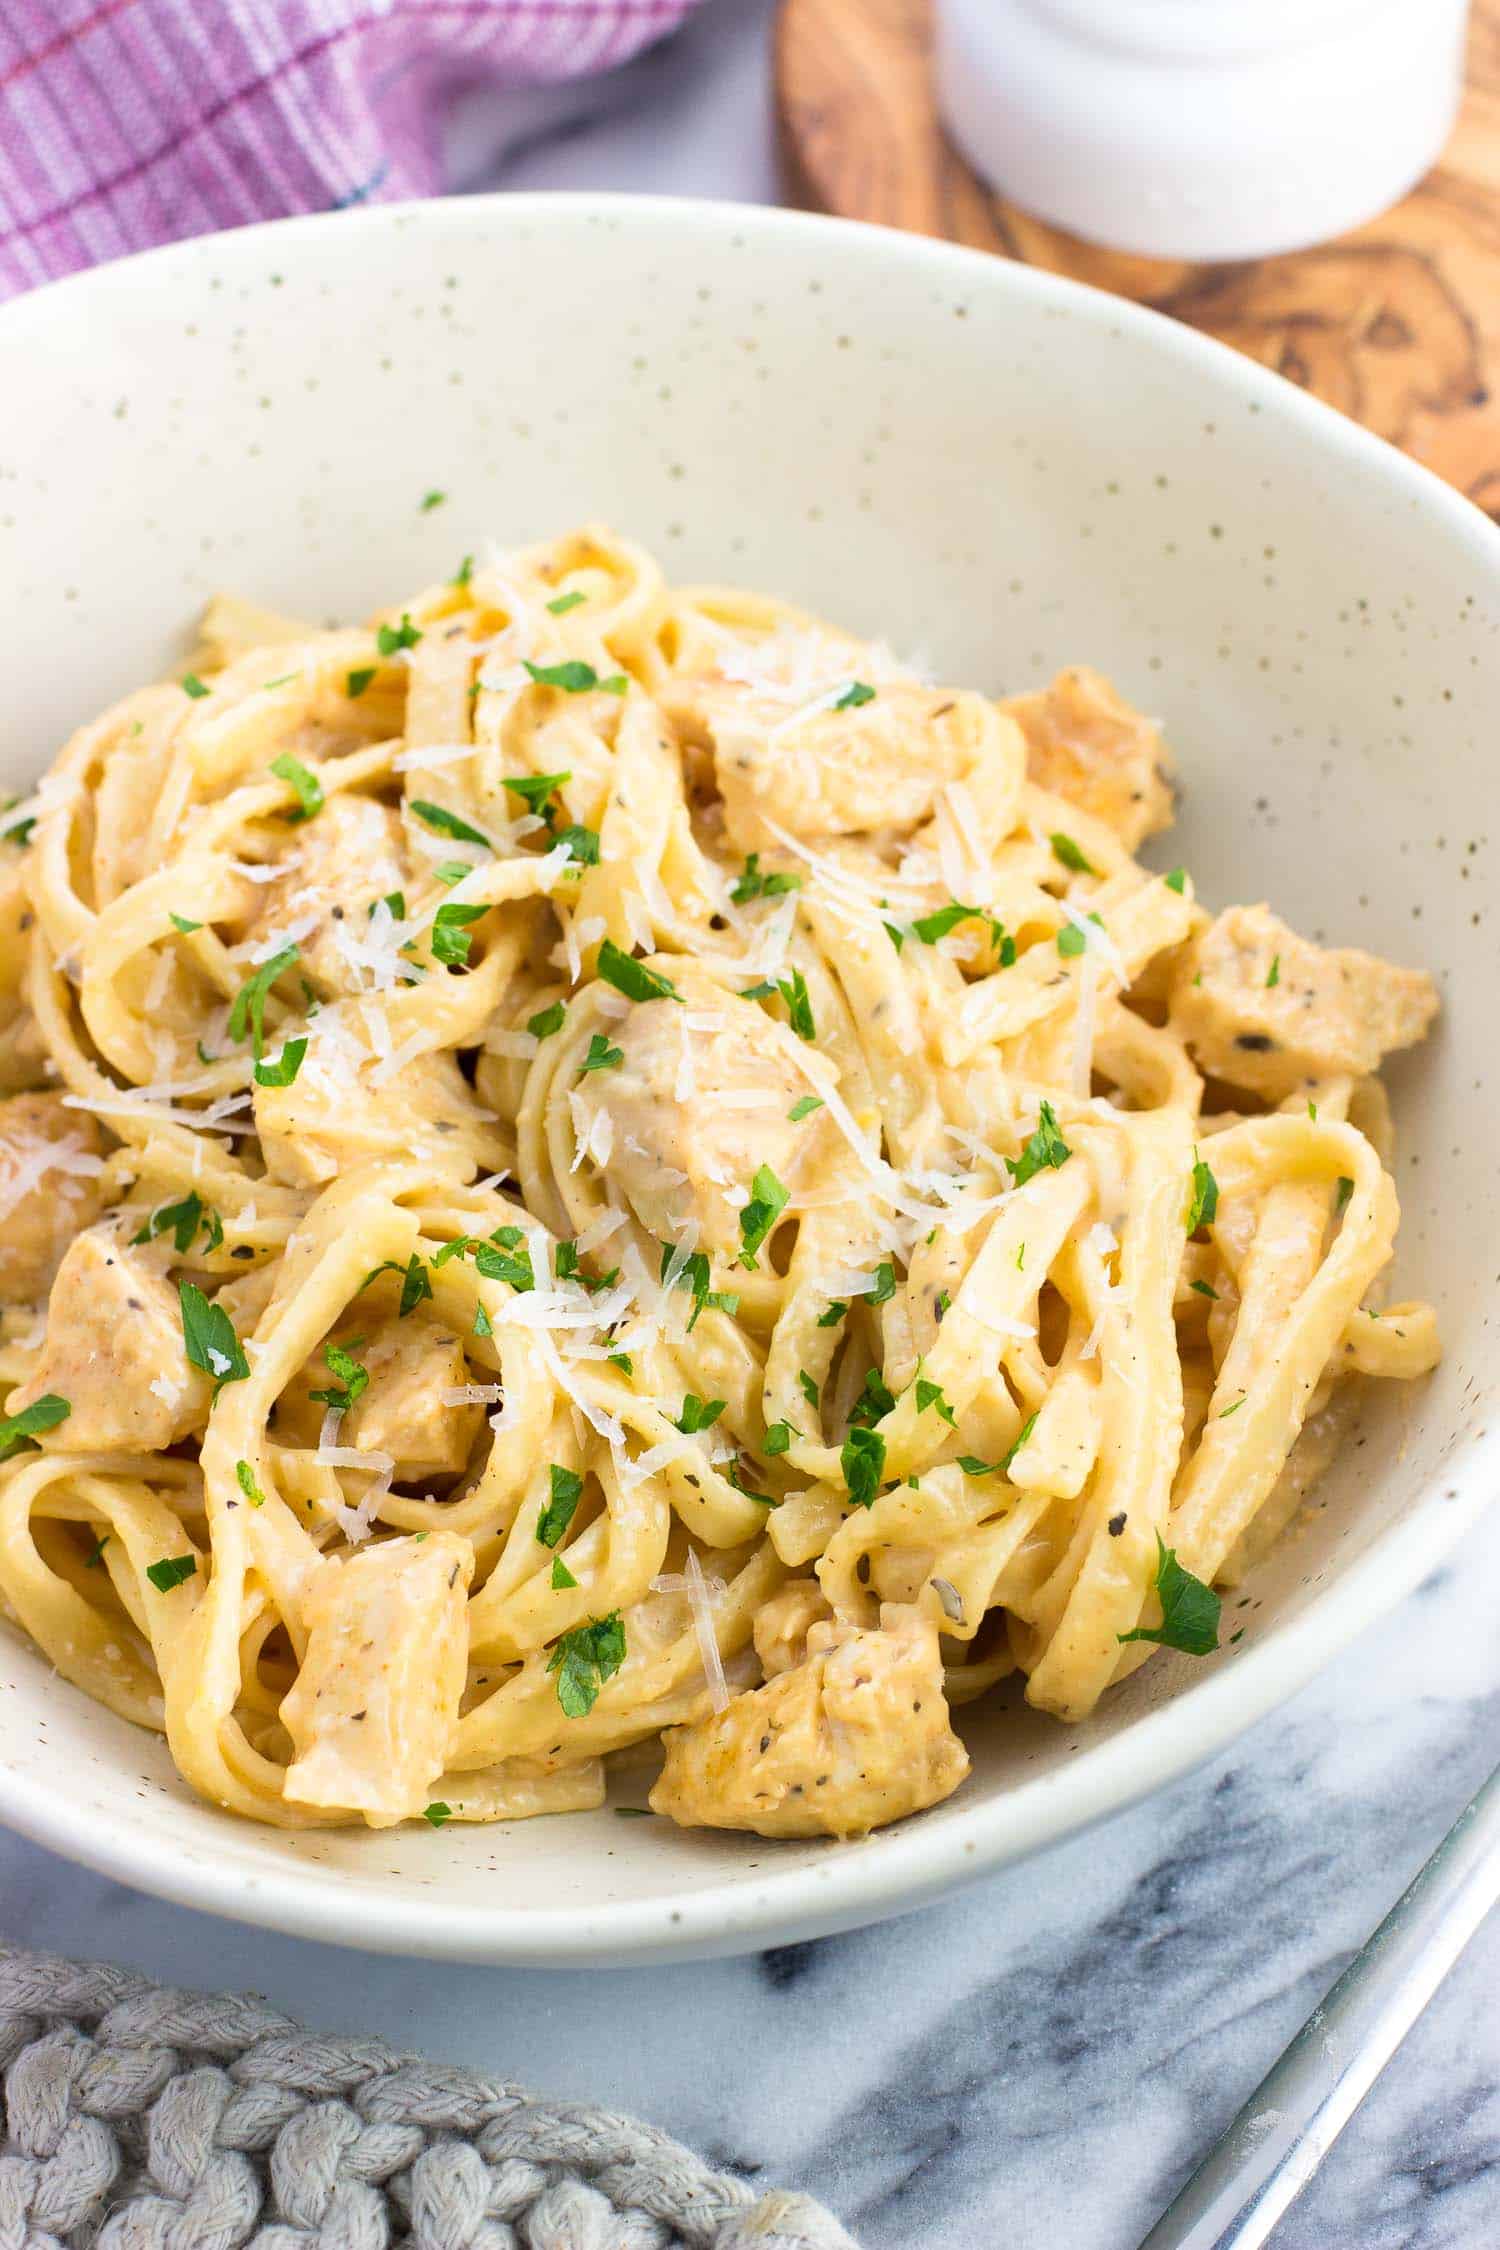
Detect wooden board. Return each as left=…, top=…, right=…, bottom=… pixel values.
left=776, top=0, right=1500, bottom=515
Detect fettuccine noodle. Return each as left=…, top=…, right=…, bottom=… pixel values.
left=0, top=526, right=1441, bottom=1838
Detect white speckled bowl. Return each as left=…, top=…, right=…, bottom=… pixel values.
left=1, top=197, right=1495, bottom=1964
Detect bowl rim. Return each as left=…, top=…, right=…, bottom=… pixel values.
left=2, top=188, right=1496, bottom=1964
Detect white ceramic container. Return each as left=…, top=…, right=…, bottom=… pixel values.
left=0, top=196, right=1495, bottom=1962
left=935, top=0, right=1471, bottom=260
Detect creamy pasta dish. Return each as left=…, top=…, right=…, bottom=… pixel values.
left=0, top=527, right=1441, bottom=1840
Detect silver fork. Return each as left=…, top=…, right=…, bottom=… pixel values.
left=1138, top=1762, right=1500, bottom=2249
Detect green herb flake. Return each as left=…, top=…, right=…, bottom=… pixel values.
left=235, top=1459, right=266, bottom=1508
left=605, top=1349, right=632, bottom=1374
left=308, top=1338, right=370, bottom=1414
left=473, top=1302, right=493, bottom=1339
left=146, top=1553, right=197, bottom=1593
left=1057, top=923, right=1087, bottom=958
left=170, top=913, right=203, bottom=935
left=376, top=613, right=423, bottom=656
left=253, top=1035, right=308, bottom=1088
left=762, top=1420, right=795, bottom=1456
left=674, top=1394, right=726, bottom=1435
left=841, top=1425, right=886, bottom=1509
left=1001, top=1411, right=1038, bottom=1475
left=346, top=666, right=377, bottom=699
left=1266, top=954, right=1281, bottom=989
left=423, top=1801, right=452, bottom=1826
left=557, top=823, right=601, bottom=865
left=269, top=753, right=324, bottom=823
left=524, top=658, right=609, bottom=695
left=1117, top=1534, right=1221, bottom=1656
left=788, top=1095, right=823, bottom=1121
left=409, top=798, right=490, bottom=850
left=547, top=589, right=586, bottom=615
left=227, top=944, right=300, bottom=1061
left=1335, top=1175, right=1355, bottom=1212
left=527, top=1000, right=567, bottom=1040
left=180, top=673, right=211, bottom=700
left=883, top=920, right=906, bottom=954
left=132, top=1190, right=216, bottom=1255
left=1006, top=1101, right=1072, bottom=1188
left=1189, top=1278, right=1220, bottom=1301
left=778, top=969, right=815, bottom=1042
left=1219, top=1394, right=1247, bottom=1419
left=548, top=1612, right=626, bottom=1717
left=179, top=1282, right=248, bottom=1395
left=1050, top=832, right=1095, bottom=875
left=397, top=1254, right=432, bottom=1319
left=1164, top=867, right=1187, bottom=894
left=419, top=489, right=446, bottom=513
left=452, top=553, right=475, bottom=589
left=502, top=769, right=571, bottom=825
left=914, top=1377, right=956, bottom=1427
left=580, top=1031, right=624, bottom=1075
left=798, top=1368, right=820, bottom=1409
left=738, top=1164, right=790, bottom=1269
left=596, top=938, right=681, bottom=1005
left=864, top=1260, right=897, bottom=1306
left=816, top=1299, right=849, bottom=1329
left=1186, top=1155, right=1220, bottom=1234
left=431, top=900, right=490, bottom=969
left=83, top=1531, right=110, bottom=1569
left=834, top=680, right=876, bottom=710
left=537, top=1464, right=585, bottom=1548
left=551, top=1557, right=578, bottom=1590
left=0, top=1393, right=71, bottom=1459
left=472, top=1236, right=535, bottom=1293
left=731, top=852, right=802, bottom=904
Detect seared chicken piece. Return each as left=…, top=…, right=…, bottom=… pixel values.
left=245, top=794, right=408, bottom=999
left=5, top=1228, right=207, bottom=1449
left=281, top=1530, right=473, bottom=1825
left=694, top=683, right=977, bottom=854
left=1169, top=903, right=1439, bottom=1100
left=1004, top=667, right=1173, bottom=851
left=752, top=1577, right=833, bottom=1678
left=254, top=1040, right=491, bottom=1189
left=572, top=963, right=820, bottom=1259
left=342, top=1319, right=483, bottom=1481
left=0, top=1094, right=105, bottom=1301
left=650, top=1606, right=969, bottom=1839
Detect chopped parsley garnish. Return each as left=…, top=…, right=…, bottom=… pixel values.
left=731, top=852, right=802, bottom=904
left=396, top=1254, right=432, bottom=1318
left=502, top=769, right=571, bottom=824
left=674, top=1394, right=726, bottom=1436
left=419, top=489, right=446, bottom=512
left=473, top=1302, right=493, bottom=1339
left=833, top=680, right=875, bottom=710
left=235, top=1459, right=266, bottom=1507
left=170, top=912, right=202, bottom=934
left=253, top=1036, right=307, bottom=1087
left=1006, top=1101, right=1071, bottom=1188
left=865, top=1260, right=897, bottom=1306
left=1335, top=1175, right=1355, bottom=1212
left=580, top=1031, right=623, bottom=1074
left=727, top=1460, right=775, bottom=1504
left=146, top=1554, right=197, bottom=1593
left=1, top=802, right=36, bottom=846
left=431, top=900, right=489, bottom=968
left=423, top=1801, right=452, bottom=1827
left=1001, top=1411, right=1038, bottom=1474
left=376, top=614, right=423, bottom=656
left=551, top=1558, right=578, bottom=1590
left=410, top=798, right=490, bottom=849
left=537, top=1464, right=585, bottom=1547
left=548, top=1612, right=626, bottom=1717
left=180, top=674, right=211, bottom=699
left=472, top=1234, right=535, bottom=1292
left=738, top=1164, right=789, bottom=1268
left=816, top=1299, right=849, bottom=1328
left=557, top=823, right=600, bottom=864
left=1186, top=1155, right=1220, bottom=1234
left=1117, top=1535, right=1221, bottom=1656
left=1189, top=1278, right=1220, bottom=1301
left=659, top=1243, right=738, bottom=1331
left=0, top=1394, right=70, bottom=1460
left=606, top=1349, right=632, bottom=1374
left=452, top=553, right=474, bottom=588
left=1057, top=923, right=1087, bottom=958
left=788, top=1095, right=823, bottom=1121
left=528, top=1001, right=566, bottom=1039
left=524, top=658, right=624, bottom=695
left=597, top=939, right=680, bottom=1004
left=84, top=1531, right=110, bottom=1569
left=883, top=921, right=905, bottom=953
left=841, top=1425, right=886, bottom=1508
left=308, top=1339, right=370, bottom=1414
left=849, top=1367, right=896, bottom=1427
left=132, top=1191, right=222, bottom=1256
left=957, top=1454, right=1000, bottom=1477
left=777, top=969, right=815, bottom=1042
left=798, top=1369, right=820, bottom=1409
left=227, top=944, right=299, bottom=1061
left=269, top=753, right=323, bottom=823
left=913, top=901, right=978, bottom=944
left=1164, top=867, right=1187, bottom=893
left=371, top=889, right=408, bottom=920
left=915, top=1377, right=956, bottom=1427
left=1266, top=954, right=1281, bottom=989
left=1050, top=832, right=1096, bottom=875
left=1219, top=1395, right=1247, bottom=1418
left=346, top=666, right=377, bottom=699
left=547, top=589, right=586, bottom=615
left=763, top=1420, right=795, bottom=1456
left=179, top=1282, right=248, bottom=1395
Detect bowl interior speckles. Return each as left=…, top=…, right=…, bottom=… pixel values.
left=0, top=196, right=1495, bottom=1963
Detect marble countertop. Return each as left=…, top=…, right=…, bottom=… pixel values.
left=3, top=7, right=1497, bottom=2244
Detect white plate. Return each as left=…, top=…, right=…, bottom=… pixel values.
left=1, top=196, right=1494, bottom=1964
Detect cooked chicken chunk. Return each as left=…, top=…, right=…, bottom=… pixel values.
left=1003, top=667, right=1173, bottom=850
left=650, top=1606, right=969, bottom=1839
left=0, top=1094, right=106, bottom=1301
left=281, top=1530, right=474, bottom=1826
left=5, top=1229, right=207, bottom=1449
left=342, top=1319, right=484, bottom=1481
left=245, top=794, right=408, bottom=999
left=571, top=964, right=818, bottom=1258
left=752, top=1578, right=833, bottom=1678
left=696, top=684, right=975, bottom=854
left=254, top=1037, right=492, bottom=1188
left=1168, top=904, right=1439, bottom=1100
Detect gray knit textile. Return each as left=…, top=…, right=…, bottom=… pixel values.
left=0, top=1948, right=858, bottom=2250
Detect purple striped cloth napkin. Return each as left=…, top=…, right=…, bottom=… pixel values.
left=0, top=0, right=701, bottom=299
